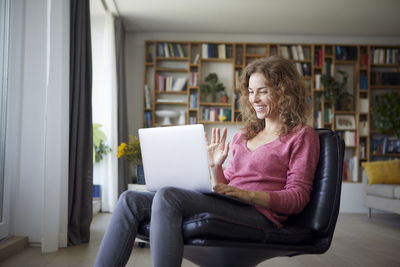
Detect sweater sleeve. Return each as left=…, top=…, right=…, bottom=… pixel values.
left=223, top=132, right=241, bottom=181
left=267, top=128, right=320, bottom=215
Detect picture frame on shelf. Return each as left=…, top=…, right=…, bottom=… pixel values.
left=335, top=115, right=356, bottom=130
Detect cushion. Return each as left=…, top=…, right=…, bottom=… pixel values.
left=362, top=159, right=400, bottom=185
left=182, top=213, right=313, bottom=245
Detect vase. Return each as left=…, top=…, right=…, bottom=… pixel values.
left=136, top=164, right=146, bottom=185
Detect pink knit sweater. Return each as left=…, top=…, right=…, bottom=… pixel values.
left=223, top=125, right=320, bottom=228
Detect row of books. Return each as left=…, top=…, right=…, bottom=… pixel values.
left=359, top=120, right=368, bottom=136
left=371, top=48, right=400, bottom=64
left=157, top=42, right=186, bottom=58
left=324, top=61, right=334, bottom=77
left=144, top=85, right=152, bottom=108
left=156, top=75, right=187, bottom=92
left=359, top=98, right=369, bottom=113
left=295, top=62, right=311, bottom=76
left=234, top=69, right=242, bottom=88
left=314, top=111, right=322, bottom=128
left=314, top=108, right=334, bottom=127
left=359, top=76, right=368, bottom=90
left=360, top=53, right=369, bottom=68
left=342, top=156, right=358, bottom=182
left=200, top=107, right=232, bottom=122
left=370, top=72, right=400, bottom=85
left=371, top=136, right=400, bottom=154
left=359, top=142, right=366, bottom=159
left=338, top=131, right=357, bottom=147
left=314, top=49, right=323, bottom=67
left=190, top=72, right=198, bottom=87
left=335, top=46, right=358, bottom=61
left=279, top=45, right=310, bottom=61
left=144, top=111, right=152, bottom=128
left=189, top=93, right=198, bottom=108
left=189, top=115, right=197, bottom=125
left=201, top=44, right=233, bottom=59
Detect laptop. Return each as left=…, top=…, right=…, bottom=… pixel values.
left=138, top=124, right=250, bottom=205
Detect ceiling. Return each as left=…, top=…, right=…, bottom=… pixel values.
left=92, top=0, right=400, bottom=37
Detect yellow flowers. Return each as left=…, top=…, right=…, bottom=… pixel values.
left=117, top=136, right=142, bottom=165
left=117, top=142, right=127, bottom=158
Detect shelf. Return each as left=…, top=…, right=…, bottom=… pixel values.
left=201, top=58, right=234, bottom=63
left=370, top=85, right=400, bottom=89
left=370, top=64, right=400, bottom=67
left=200, top=102, right=232, bottom=107
left=155, top=101, right=187, bottom=105
left=335, top=60, right=358, bottom=64
left=156, top=57, right=189, bottom=61
left=371, top=153, right=400, bottom=157
left=156, top=91, right=187, bottom=95
left=245, top=54, right=268, bottom=58
left=156, top=68, right=188, bottom=72
left=335, top=110, right=356, bottom=114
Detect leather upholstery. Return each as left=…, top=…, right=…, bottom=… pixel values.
left=137, top=129, right=344, bottom=267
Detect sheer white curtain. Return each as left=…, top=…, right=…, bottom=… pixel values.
left=92, top=11, right=118, bottom=212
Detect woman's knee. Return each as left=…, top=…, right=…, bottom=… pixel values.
left=118, top=190, right=152, bottom=213
left=152, top=186, right=183, bottom=211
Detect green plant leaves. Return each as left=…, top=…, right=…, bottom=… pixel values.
left=371, top=92, right=400, bottom=136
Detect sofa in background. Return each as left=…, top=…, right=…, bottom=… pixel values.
left=362, top=159, right=400, bottom=217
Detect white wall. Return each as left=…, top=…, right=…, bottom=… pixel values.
left=125, top=32, right=400, bottom=213
left=6, top=0, right=69, bottom=251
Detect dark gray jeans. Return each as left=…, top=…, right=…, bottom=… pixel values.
left=95, top=186, right=273, bottom=267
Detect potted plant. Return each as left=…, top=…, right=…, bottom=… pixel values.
left=93, top=123, right=112, bottom=163
left=199, top=73, right=226, bottom=102
left=117, top=136, right=145, bottom=184
left=371, top=91, right=400, bottom=136
left=320, top=70, right=353, bottom=110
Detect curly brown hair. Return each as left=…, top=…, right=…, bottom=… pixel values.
left=239, top=56, right=309, bottom=140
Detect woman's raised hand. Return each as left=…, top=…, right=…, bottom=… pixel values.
left=205, top=128, right=230, bottom=168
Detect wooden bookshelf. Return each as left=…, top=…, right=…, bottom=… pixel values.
left=142, top=41, right=400, bottom=182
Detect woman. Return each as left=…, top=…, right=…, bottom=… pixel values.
left=95, top=55, right=320, bottom=267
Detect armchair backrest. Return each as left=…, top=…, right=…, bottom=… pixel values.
left=287, top=129, right=344, bottom=239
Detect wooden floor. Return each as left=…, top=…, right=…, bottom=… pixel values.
left=1, top=212, right=400, bottom=267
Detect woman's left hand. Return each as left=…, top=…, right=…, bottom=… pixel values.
left=213, top=184, right=251, bottom=203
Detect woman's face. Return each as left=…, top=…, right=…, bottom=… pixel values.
left=248, top=72, right=277, bottom=120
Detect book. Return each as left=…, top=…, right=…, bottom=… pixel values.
left=280, top=46, right=290, bottom=59
left=202, top=44, right=208, bottom=59
left=171, top=77, right=187, bottom=91
left=359, top=98, right=369, bottom=113
left=193, top=53, right=199, bottom=64
left=144, top=111, right=152, bottom=128
left=144, top=84, right=151, bottom=108
left=177, top=44, right=185, bottom=57
left=218, top=44, right=226, bottom=59
left=297, top=45, right=304, bottom=60
left=291, top=46, right=299, bottom=60
left=359, top=121, right=368, bottom=136
left=315, top=74, right=321, bottom=89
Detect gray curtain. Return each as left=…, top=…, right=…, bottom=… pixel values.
left=68, top=0, right=93, bottom=245
left=115, top=16, right=131, bottom=196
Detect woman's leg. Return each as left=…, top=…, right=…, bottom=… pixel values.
left=95, top=190, right=155, bottom=267
left=150, top=187, right=273, bottom=267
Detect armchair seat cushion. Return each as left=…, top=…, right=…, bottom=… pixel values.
left=138, top=212, right=313, bottom=245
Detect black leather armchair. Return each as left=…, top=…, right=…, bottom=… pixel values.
left=138, top=129, right=344, bottom=267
